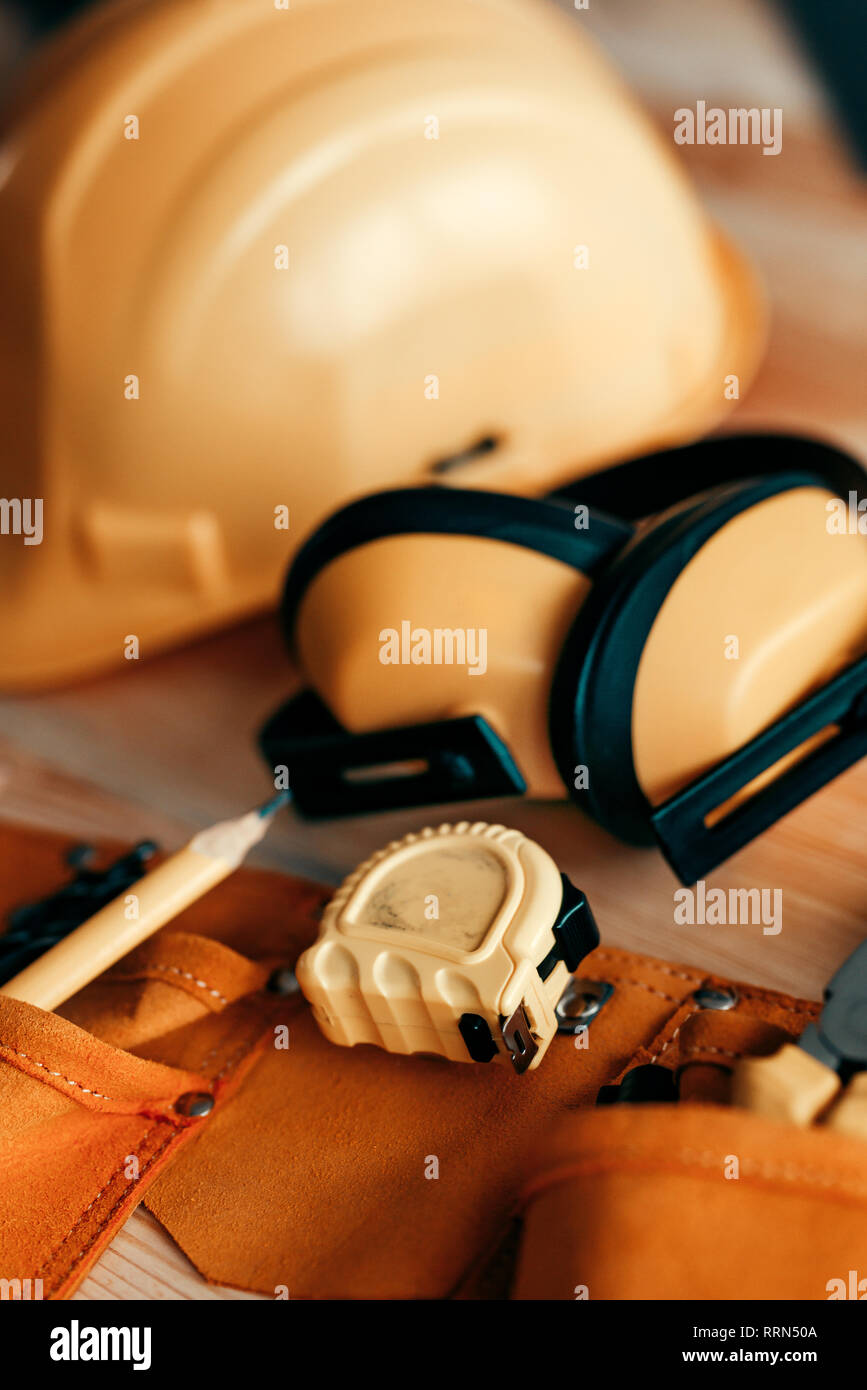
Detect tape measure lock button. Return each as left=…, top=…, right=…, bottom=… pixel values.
left=458, top=1013, right=498, bottom=1063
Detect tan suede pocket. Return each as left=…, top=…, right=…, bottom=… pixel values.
left=0, top=932, right=290, bottom=1299
left=512, top=1103, right=867, bottom=1300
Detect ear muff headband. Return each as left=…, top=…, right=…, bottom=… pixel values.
left=549, top=469, right=864, bottom=850
left=281, top=435, right=863, bottom=646
left=280, top=486, right=634, bottom=651
left=548, top=433, right=867, bottom=521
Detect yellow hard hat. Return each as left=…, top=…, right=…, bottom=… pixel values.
left=0, top=0, right=765, bottom=688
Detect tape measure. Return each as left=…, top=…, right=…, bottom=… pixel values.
left=296, top=822, right=599, bottom=1072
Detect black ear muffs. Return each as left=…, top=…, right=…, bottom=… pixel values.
left=547, top=435, right=867, bottom=878
left=265, top=485, right=633, bottom=815
left=278, top=483, right=634, bottom=647
left=262, top=434, right=867, bottom=882
left=550, top=465, right=867, bottom=881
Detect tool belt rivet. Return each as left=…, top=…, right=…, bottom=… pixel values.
left=556, top=978, right=615, bottom=1031
left=268, top=967, right=301, bottom=997
left=175, top=1092, right=215, bottom=1118
left=694, top=986, right=738, bottom=1011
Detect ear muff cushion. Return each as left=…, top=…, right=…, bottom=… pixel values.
left=548, top=468, right=861, bottom=845
left=280, top=486, right=634, bottom=650
left=547, top=433, right=867, bottom=521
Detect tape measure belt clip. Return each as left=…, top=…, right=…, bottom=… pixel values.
left=536, top=874, right=599, bottom=981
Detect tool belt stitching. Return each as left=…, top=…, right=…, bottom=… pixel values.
left=646, top=1013, right=697, bottom=1066
left=591, top=950, right=706, bottom=985
left=0, top=1040, right=120, bottom=1102
left=592, top=972, right=685, bottom=1005
left=196, top=1039, right=225, bottom=1074
left=110, top=961, right=229, bottom=1005
left=205, top=1037, right=259, bottom=1084
left=35, top=1122, right=160, bottom=1280
left=521, top=1148, right=867, bottom=1205
left=597, top=966, right=819, bottom=1018
left=680, top=1044, right=746, bottom=1062
left=39, top=1125, right=178, bottom=1297
left=685, top=1147, right=867, bottom=1189
left=730, top=989, right=818, bottom=1017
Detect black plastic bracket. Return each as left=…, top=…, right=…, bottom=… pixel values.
left=537, top=874, right=600, bottom=981
left=652, top=652, right=867, bottom=884
left=260, top=690, right=526, bottom=817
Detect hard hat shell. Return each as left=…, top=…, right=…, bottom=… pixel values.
left=0, top=0, right=765, bottom=687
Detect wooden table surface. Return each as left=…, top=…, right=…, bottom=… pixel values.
left=0, top=0, right=864, bottom=1299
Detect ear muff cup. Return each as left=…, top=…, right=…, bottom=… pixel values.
left=548, top=469, right=857, bottom=846
left=280, top=485, right=634, bottom=650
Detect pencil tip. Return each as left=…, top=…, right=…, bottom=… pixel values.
left=257, top=789, right=291, bottom=819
